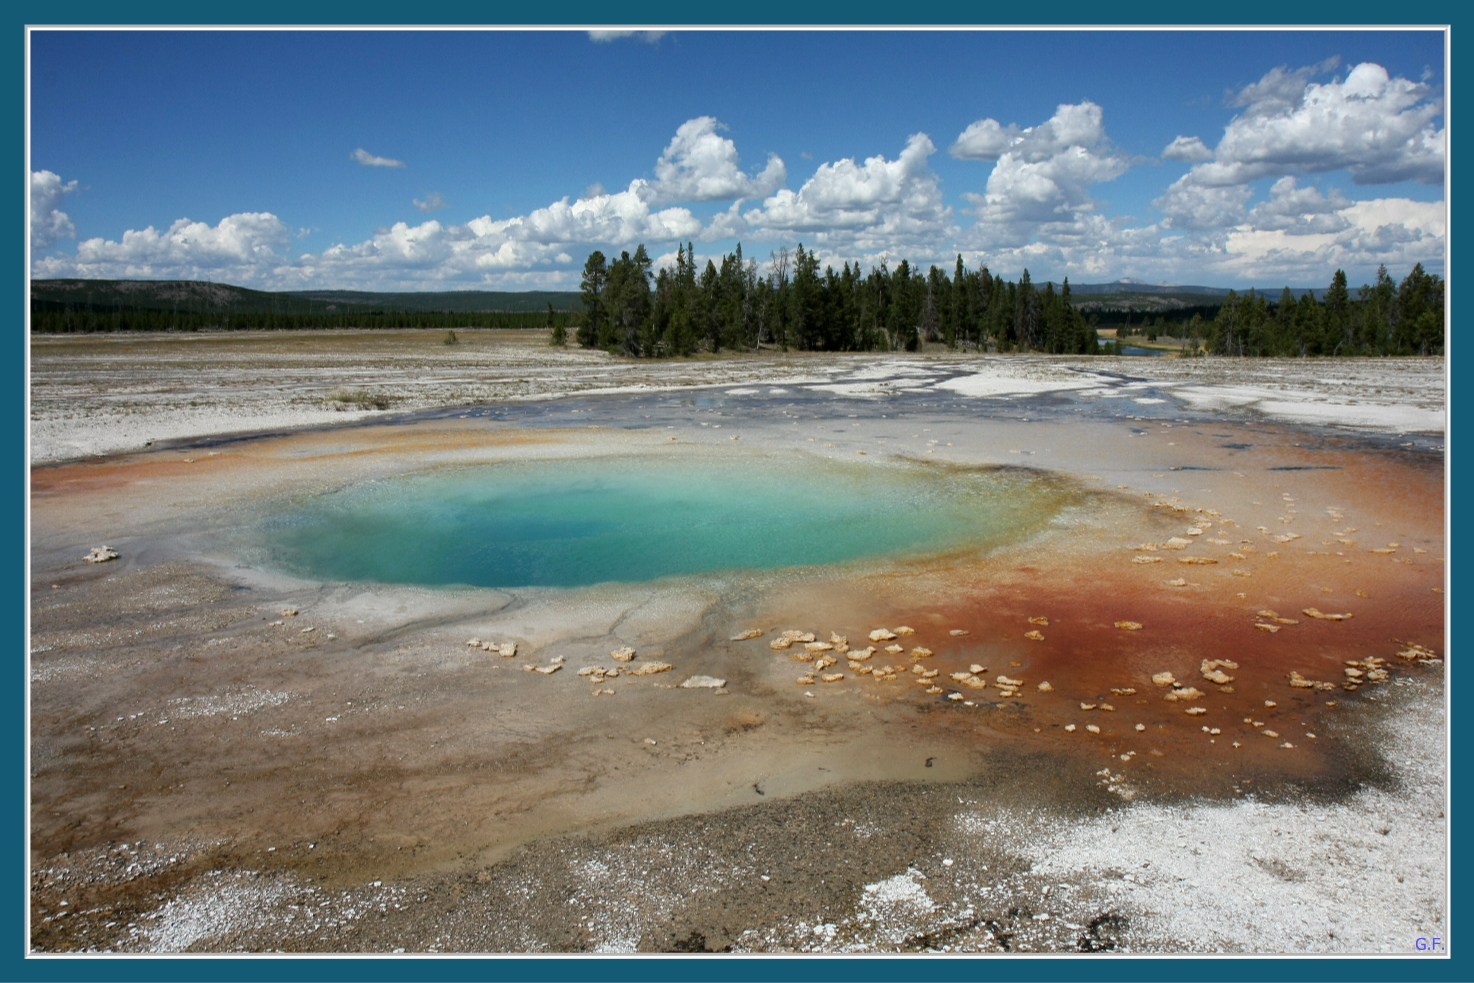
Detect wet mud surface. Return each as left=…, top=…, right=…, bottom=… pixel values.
left=29, top=367, right=1446, bottom=953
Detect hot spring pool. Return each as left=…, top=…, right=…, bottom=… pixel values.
left=258, top=451, right=1069, bottom=588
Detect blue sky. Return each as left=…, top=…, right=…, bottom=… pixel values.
left=29, top=28, right=1445, bottom=291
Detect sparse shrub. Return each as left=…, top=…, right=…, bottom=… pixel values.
left=326, top=389, right=395, bottom=411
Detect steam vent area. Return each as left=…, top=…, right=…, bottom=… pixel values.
left=30, top=348, right=1445, bottom=953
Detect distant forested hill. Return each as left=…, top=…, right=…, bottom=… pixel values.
left=34, top=278, right=336, bottom=315
left=1067, top=281, right=1331, bottom=321
left=30, top=279, right=582, bottom=333
left=281, top=289, right=581, bottom=314
left=1068, top=279, right=1327, bottom=298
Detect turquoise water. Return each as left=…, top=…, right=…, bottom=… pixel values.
left=260, top=453, right=1063, bottom=588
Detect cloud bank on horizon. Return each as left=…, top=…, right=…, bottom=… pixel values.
left=31, top=51, right=1444, bottom=292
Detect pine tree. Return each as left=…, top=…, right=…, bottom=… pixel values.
left=1396, top=263, right=1443, bottom=355
left=951, top=255, right=967, bottom=348
left=1323, top=270, right=1349, bottom=355
left=576, top=251, right=607, bottom=348
left=784, top=244, right=818, bottom=350
left=1015, top=270, right=1039, bottom=351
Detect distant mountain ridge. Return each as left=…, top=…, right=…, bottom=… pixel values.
left=281, top=288, right=583, bottom=313
left=31, top=278, right=583, bottom=314
left=1068, top=279, right=1326, bottom=300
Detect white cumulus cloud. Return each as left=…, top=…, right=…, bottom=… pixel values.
left=1153, top=178, right=1254, bottom=231
left=32, top=212, right=291, bottom=281
left=1228, top=56, right=1341, bottom=117
left=293, top=186, right=702, bottom=286
left=301, top=116, right=770, bottom=285
left=351, top=148, right=406, bottom=168
left=31, top=170, right=78, bottom=250
left=952, top=103, right=1129, bottom=254
left=950, top=101, right=1111, bottom=163
left=943, top=70, right=1442, bottom=286
left=33, top=119, right=750, bottom=290
left=698, top=201, right=752, bottom=243
left=1155, top=61, right=1443, bottom=239
left=1162, top=136, right=1214, bottom=162
left=485, top=187, right=703, bottom=245
left=1219, top=196, right=1443, bottom=281
left=35, top=78, right=1444, bottom=293
left=1115, top=190, right=1443, bottom=288
left=637, top=116, right=785, bottom=207
left=308, top=219, right=458, bottom=272
left=744, top=132, right=952, bottom=251
left=1246, top=176, right=1352, bottom=235
left=976, top=144, right=1129, bottom=227
left=1190, top=61, right=1444, bottom=188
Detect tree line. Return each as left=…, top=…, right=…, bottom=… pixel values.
left=30, top=303, right=573, bottom=334
left=568, top=243, right=1099, bottom=356
left=1199, top=264, right=1444, bottom=357
left=1111, top=264, right=1444, bottom=357
left=31, top=258, right=1443, bottom=357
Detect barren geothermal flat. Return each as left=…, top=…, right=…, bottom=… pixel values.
left=29, top=332, right=1446, bottom=954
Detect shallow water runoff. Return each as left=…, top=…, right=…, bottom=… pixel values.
left=259, top=450, right=1069, bottom=589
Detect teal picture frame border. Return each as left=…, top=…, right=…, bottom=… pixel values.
left=10, top=4, right=1460, bottom=980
